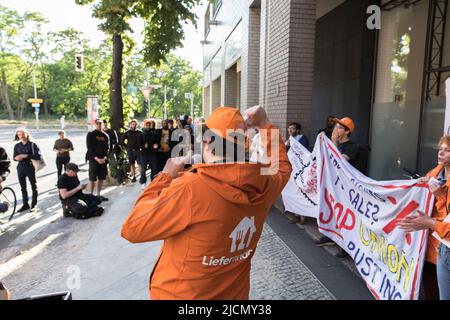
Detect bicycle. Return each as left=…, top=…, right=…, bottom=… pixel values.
left=0, top=186, right=17, bottom=223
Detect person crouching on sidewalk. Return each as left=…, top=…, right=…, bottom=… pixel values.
left=58, top=163, right=104, bottom=219
left=121, top=106, right=292, bottom=300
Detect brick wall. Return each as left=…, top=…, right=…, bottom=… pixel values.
left=242, top=4, right=261, bottom=110
left=211, top=77, right=221, bottom=111
left=224, top=64, right=238, bottom=107
left=203, top=85, right=211, bottom=118
left=261, top=0, right=317, bottom=139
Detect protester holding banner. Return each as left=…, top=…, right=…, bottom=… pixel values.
left=331, top=117, right=360, bottom=168
left=286, top=122, right=309, bottom=151
left=398, top=135, right=450, bottom=300
left=315, top=117, right=360, bottom=258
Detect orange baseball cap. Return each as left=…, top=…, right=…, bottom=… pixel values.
left=335, top=117, right=355, bottom=134
left=206, top=107, right=248, bottom=144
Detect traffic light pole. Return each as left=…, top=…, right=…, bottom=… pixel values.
left=33, top=68, right=39, bottom=131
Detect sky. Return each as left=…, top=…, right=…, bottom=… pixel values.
left=1, top=0, right=207, bottom=71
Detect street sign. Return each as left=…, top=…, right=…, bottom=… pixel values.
left=141, top=87, right=153, bottom=100
left=27, top=98, right=43, bottom=104
left=32, top=103, right=40, bottom=108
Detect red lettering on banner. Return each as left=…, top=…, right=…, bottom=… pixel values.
left=382, top=201, right=419, bottom=246
left=327, top=142, right=342, bottom=160
left=320, top=188, right=334, bottom=224
left=340, top=208, right=356, bottom=231
left=382, top=201, right=419, bottom=234
left=320, top=188, right=356, bottom=232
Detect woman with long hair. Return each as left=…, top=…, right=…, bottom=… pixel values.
left=13, top=127, right=42, bottom=212
left=398, top=135, right=450, bottom=300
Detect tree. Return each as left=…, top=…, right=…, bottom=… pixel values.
left=0, top=5, right=24, bottom=119
left=75, top=0, right=200, bottom=131
left=16, top=12, right=48, bottom=120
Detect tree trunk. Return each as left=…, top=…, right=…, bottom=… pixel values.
left=42, top=68, right=49, bottom=116
left=1, top=68, right=15, bottom=120
left=109, top=34, right=124, bottom=132
left=17, top=71, right=29, bottom=121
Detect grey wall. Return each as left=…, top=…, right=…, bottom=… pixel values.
left=312, top=0, right=379, bottom=146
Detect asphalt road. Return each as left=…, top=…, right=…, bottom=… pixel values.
left=0, top=126, right=88, bottom=200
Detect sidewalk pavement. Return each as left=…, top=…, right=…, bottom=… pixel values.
left=0, top=181, right=335, bottom=300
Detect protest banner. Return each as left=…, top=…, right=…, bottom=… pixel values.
left=281, top=137, right=318, bottom=218
left=315, top=134, right=434, bottom=300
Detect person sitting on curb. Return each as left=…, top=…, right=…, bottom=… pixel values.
left=121, top=106, right=292, bottom=300
left=58, top=163, right=104, bottom=219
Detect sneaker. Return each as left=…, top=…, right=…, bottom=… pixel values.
left=314, top=236, right=335, bottom=246
left=141, top=184, right=147, bottom=190
left=30, top=206, right=37, bottom=212
left=17, top=205, right=30, bottom=213
left=99, top=196, right=109, bottom=202
left=131, top=177, right=137, bottom=183
left=335, top=249, right=349, bottom=258
left=62, top=206, right=71, bottom=218
left=289, top=215, right=301, bottom=224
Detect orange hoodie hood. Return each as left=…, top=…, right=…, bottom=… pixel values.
left=191, top=162, right=273, bottom=205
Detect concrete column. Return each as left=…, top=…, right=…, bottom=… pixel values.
left=261, top=0, right=317, bottom=139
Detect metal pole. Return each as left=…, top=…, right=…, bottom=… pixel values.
left=191, top=94, right=194, bottom=118
left=164, top=85, right=167, bottom=119
left=146, top=68, right=150, bottom=118
left=148, top=93, right=151, bottom=118
left=33, top=68, right=39, bottom=131
left=33, top=69, right=37, bottom=98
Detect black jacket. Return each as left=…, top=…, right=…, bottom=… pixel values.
left=13, top=141, right=42, bottom=166
left=0, top=147, right=10, bottom=181
left=86, top=130, right=109, bottom=161
left=139, top=129, right=161, bottom=156
left=121, top=129, right=142, bottom=150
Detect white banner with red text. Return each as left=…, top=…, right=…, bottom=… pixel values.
left=282, top=134, right=434, bottom=300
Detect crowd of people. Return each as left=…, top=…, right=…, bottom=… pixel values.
left=0, top=115, right=202, bottom=220
left=0, top=107, right=449, bottom=300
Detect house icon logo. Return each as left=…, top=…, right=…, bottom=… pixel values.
left=229, top=216, right=257, bottom=253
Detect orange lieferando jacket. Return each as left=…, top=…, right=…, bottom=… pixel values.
left=121, top=124, right=292, bottom=300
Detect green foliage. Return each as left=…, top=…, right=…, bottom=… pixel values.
left=0, top=3, right=202, bottom=123
left=75, top=0, right=200, bottom=66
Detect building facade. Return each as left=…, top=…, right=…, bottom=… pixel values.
left=202, top=0, right=450, bottom=180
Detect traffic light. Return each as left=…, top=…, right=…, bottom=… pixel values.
left=75, top=53, right=84, bottom=72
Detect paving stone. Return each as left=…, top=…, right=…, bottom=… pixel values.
left=250, top=224, right=335, bottom=300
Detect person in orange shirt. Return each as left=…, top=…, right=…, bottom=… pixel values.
left=121, top=106, right=292, bottom=300
left=398, top=135, right=450, bottom=300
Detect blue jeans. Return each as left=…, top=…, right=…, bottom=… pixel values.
left=437, top=244, right=450, bottom=300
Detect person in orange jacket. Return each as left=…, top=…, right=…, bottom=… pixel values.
left=121, top=106, right=292, bottom=300
left=398, top=135, right=450, bottom=300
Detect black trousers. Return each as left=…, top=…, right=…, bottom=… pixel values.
left=56, top=156, right=70, bottom=178
left=140, top=154, right=159, bottom=184
left=65, top=194, right=102, bottom=218
left=157, top=152, right=171, bottom=173
left=17, top=163, right=38, bottom=207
